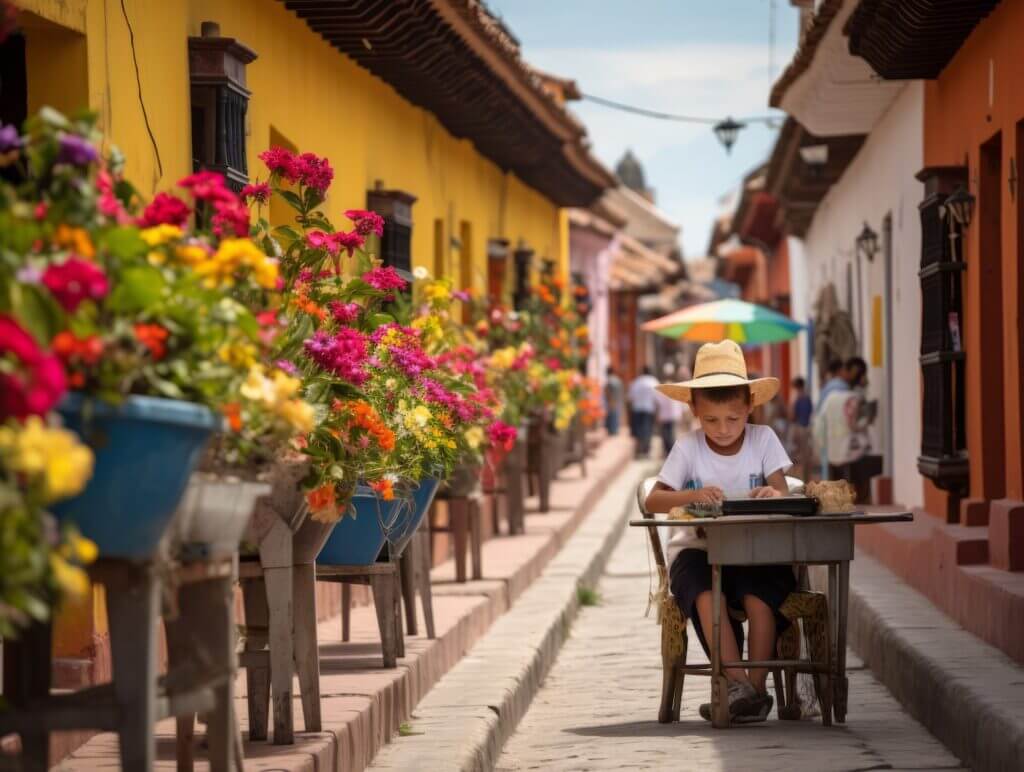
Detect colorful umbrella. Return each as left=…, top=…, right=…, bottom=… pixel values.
left=641, top=298, right=804, bottom=344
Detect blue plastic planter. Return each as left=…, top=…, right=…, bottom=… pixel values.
left=317, top=478, right=440, bottom=566
left=52, top=393, right=222, bottom=560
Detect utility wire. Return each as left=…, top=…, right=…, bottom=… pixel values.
left=580, top=93, right=780, bottom=126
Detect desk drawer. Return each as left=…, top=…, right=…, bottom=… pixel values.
left=706, top=521, right=854, bottom=565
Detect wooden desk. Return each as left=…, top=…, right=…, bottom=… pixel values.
left=630, top=510, right=912, bottom=728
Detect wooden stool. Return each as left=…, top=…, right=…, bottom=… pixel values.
left=340, top=521, right=436, bottom=642
left=431, top=491, right=484, bottom=582
left=0, top=559, right=240, bottom=772
left=319, top=561, right=404, bottom=667
left=237, top=511, right=333, bottom=745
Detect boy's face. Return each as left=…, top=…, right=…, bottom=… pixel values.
left=693, top=395, right=751, bottom=448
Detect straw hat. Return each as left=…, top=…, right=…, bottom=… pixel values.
left=656, top=340, right=779, bottom=407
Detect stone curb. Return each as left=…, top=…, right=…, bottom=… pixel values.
left=369, top=461, right=650, bottom=771
left=847, top=550, right=1024, bottom=772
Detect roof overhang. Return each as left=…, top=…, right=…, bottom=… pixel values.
left=846, top=0, right=999, bottom=80
left=764, top=117, right=864, bottom=237
left=281, top=0, right=614, bottom=206
left=769, top=0, right=905, bottom=136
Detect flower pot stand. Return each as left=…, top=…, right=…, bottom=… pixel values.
left=494, top=435, right=527, bottom=535
left=562, top=415, right=588, bottom=477
left=432, top=489, right=485, bottom=583
left=0, top=558, right=240, bottom=772
left=319, top=560, right=404, bottom=668
left=338, top=519, right=436, bottom=643
left=236, top=459, right=334, bottom=746
left=527, top=418, right=561, bottom=514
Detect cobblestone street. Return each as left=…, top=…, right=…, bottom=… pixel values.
left=496, top=527, right=965, bottom=772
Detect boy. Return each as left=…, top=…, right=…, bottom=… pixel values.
left=645, top=340, right=793, bottom=724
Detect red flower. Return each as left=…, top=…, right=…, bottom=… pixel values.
left=211, top=197, right=250, bottom=237
left=329, top=301, right=361, bottom=323
left=240, top=182, right=271, bottom=204
left=370, top=478, right=395, bottom=501
left=133, top=323, right=170, bottom=361
left=487, top=421, right=517, bottom=451
left=178, top=170, right=235, bottom=203
left=42, top=258, right=110, bottom=312
left=345, top=209, right=385, bottom=237
left=259, top=147, right=299, bottom=182
left=0, top=315, right=66, bottom=420
left=34, top=201, right=48, bottom=221
left=294, top=152, right=333, bottom=194
left=331, top=230, right=365, bottom=257
left=361, top=266, right=407, bottom=293
left=305, top=230, right=339, bottom=255
left=139, top=192, right=191, bottom=227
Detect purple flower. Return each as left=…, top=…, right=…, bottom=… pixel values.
left=362, top=266, right=407, bottom=293
left=329, top=301, right=361, bottom=323
left=0, top=124, right=21, bottom=153
left=275, top=359, right=298, bottom=375
left=303, top=328, right=369, bottom=385
left=57, top=133, right=98, bottom=166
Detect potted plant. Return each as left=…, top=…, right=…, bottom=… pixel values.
left=0, top=111, right=284, bottom=558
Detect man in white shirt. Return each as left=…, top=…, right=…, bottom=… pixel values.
left=627, top=366, right=659, bottom=458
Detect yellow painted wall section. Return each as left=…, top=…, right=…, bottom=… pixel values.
left=23, top=0, right=572, bottom=655
left=24, top=0, right=568, bottom=281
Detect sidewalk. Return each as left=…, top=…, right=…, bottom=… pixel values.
left=54, top=435, right=635, bottom=771
left=846, top=549, right=1024, bottom=772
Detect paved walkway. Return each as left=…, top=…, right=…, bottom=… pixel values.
left=497, top=525, right=965, bottom=772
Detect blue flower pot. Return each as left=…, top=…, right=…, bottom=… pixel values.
left=317, top=478, right=440, bottom=566
left=52, top=393, right=222, bottom=560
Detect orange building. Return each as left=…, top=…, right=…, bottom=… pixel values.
left=847, top=0, right=1023, bottom=662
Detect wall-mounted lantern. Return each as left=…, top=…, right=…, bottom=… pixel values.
left=188, top=21, right=257, bottom=192
left=856, top=221, right=879, bottom=262
left=943, top=184, right=975, bottom=229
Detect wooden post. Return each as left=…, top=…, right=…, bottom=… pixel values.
left=292, top=563, right=322, bottom=733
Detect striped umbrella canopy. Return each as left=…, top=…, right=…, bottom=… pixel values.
left=641, top=298, right=804, bottom=344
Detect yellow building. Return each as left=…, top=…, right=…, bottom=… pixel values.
left=4, top=0, right=610, bottom=709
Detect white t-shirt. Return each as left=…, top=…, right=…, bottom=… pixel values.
left=628, top=374, right=660, bottom=413
left=656, top=424, right=792, bottom=564
left=654, top=389, right=688, bottom=423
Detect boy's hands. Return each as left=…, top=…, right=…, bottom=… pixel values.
left=750, top=486, right=783, bottom=499
left=690, top=486, right=724, bottom=505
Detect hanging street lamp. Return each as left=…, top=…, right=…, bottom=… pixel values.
left=713, top=117, right=745, bottom=154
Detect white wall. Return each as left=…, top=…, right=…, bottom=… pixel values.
left=801, top=82, right=924, bottom=508
left=788, top=235, right=811, bottom=384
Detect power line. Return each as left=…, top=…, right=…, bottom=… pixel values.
left=580, top=93, right=780, bottom=126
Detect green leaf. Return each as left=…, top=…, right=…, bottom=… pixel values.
left=8, top=282, right=65, bottom=344
left=368, top=312, right=394, bottom=328
left=102, top=227, right=148, bottom=260
left=278, top=190, right=305, bottom=213
left=108, top=265, right=166, bottom=312
left=273, top=225, right=301, bottom=243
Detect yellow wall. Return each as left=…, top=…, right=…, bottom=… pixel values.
left=19, top=0, right=570, bottom=656
left=19, top=0, right=568, bottom=292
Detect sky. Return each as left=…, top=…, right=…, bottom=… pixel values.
left=490, top=0, right=800, bottom=258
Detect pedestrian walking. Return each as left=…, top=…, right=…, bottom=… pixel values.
left=627, top=366, right=659, bottom=458
left=645, top=340, right=793, bottom=724
left=603, top=366, right=624, bottom=436
left=813, top=357, right=871, bottom=495
left=653, top=372, right=689, bottom=458
left=787, top=376, right=813, bottom=480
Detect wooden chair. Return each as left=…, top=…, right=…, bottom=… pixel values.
left=637, top=477, right=834, bottom=725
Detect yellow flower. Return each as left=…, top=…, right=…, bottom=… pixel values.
left=176, top=244, right=209, bottom=266
left=464, top=426, right=484, bottom=450
left=279, top=399, right=315, bottom=434
left=403, top=405, right=432, bottom=431
left=50, top=553, right=90, bottom=598
left=252, top=255, right=279, bottom=289
left=0, top=417, right=94, bottom=502
left=140, top=224, right=183, bottom=246
left=423, top=281, right=450, bottom=303
left=60, top=532, right=99, bottom=565
left=240, top=364, right=272, bottom=403
left=490, top=347, right=516, bottom=370
left=219, top=342, right=258, bottom=369
left=271, top=370, right=302, bottom=402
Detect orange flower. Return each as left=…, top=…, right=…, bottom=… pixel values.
left=291, top=284, right=327, bottom=322
left=343, top=399, right=396, bottom=452
left=370, top=478, right=394, bottom=501
left=222, top=402, right=243, bottom=432
left=307, top=483, right=337, bottom=512
left=133, top=323, right=169, bottom=361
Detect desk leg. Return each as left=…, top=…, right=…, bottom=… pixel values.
left=710, top=563, right=729, bottom=729
left=835, top=561, right=850, bottom=723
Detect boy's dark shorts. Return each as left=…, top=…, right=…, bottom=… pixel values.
left=669, top=548, right=796, bottom=657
